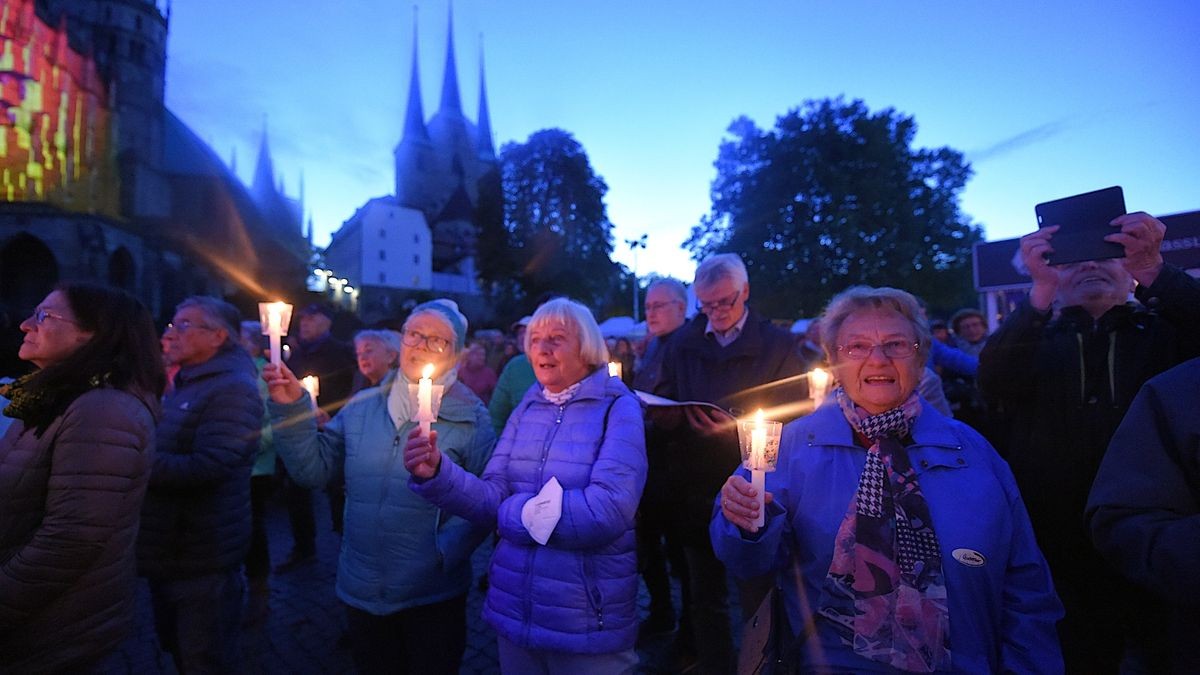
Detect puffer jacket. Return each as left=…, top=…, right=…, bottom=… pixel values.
left=411, top=367, right=647, bottom=654
left=137, top=346, right=262, bottom=579
left=270, top=371, right=495, bottom=614
left=0, top=388, right=157, bottom=673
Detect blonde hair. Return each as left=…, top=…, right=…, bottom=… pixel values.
left=526, top=298, right=609, bottom=367
left=817, top=286, right=931, bottom=367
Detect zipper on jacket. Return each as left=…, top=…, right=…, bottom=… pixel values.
left=535, top=404, right=566, bottom=487
left=377, top=432, right=402, bottom=511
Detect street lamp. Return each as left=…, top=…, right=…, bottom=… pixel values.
left=625, top=234, right=648, bottom=322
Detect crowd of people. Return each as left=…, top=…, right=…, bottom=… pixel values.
left=1, top=210, right=1198, bottom=674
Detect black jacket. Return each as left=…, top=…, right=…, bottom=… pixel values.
left=287, top=334, right=356, bottom=416
left=137, top=346, right=262, bottom=579
left=656, top=310, right=807, bottom=540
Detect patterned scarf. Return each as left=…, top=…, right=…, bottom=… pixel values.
left=817, top=387, right=950, bottom=672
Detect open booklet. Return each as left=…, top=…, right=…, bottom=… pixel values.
left=634, top=390, right=738, bottom=422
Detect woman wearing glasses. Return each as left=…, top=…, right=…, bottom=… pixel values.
left=0, top=282, right=164, bottom=671
left=712, top=286, right=1063, bottom=673
left=263, top=299, right=495, bottom=674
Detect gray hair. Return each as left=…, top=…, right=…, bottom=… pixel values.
left=817, top=286, right=932, bottom=367
left=526, top=297, right=609, bottom=368
left=646, top=277, right=688, bottom=304
left=177, top=296, right=240, bottom=348
left=694, top=253, right=748, bottom=292
left=354, top=329, right=401, bottom=355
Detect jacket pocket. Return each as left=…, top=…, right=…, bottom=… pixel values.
left=582, top=556, right=605, bottom=632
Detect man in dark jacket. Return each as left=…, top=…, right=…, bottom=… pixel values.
left=979, top=212, right=1200, bottom=672
left=1088, top=356, right=1200, bottom=674
left=656, top=254, right=807, bottom=675
left=277, top=303, right=356, bottom=567
left=139, top=296, right=262, bottom=674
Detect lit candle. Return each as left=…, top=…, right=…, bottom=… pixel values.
left=300, top=376, right=320, bottom=410
left=258, top=301, right=292, bottom=366
left=809, top=367, right=831, bottom=408
left=417, top=363, right=434, bottom=437
left=608, top=361, right=622, bottom=379
left=751, top=409, right=767, bottom=529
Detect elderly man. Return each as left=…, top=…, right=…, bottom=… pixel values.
left=950, top=307, right=989, bottom=357
left=656, top=254, right=807, bottom=675
left=138, top=297, right=262, bottom=673
left=631, top=278, right=690, bottom=650
left=980, top=212, right=1200, bottom=672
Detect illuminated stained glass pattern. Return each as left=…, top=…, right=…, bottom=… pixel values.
left=1, top=0, right=118, bottom=214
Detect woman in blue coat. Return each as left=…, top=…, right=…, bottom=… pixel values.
left=265, top=299, right=494, bottom=674
left=405, top=297, right=647, bottom=674
left=713, top=286, right=1062, bottom=673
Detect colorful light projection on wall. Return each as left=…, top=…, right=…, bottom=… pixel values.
left=1, top=0, right=119, bottom=215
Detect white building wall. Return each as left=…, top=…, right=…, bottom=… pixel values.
left=357, top=202, right=432, bottom=290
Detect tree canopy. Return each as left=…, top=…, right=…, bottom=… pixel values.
left=476, top=128, right=624, bottom=320
left=686, top=98, right=983, bottom=318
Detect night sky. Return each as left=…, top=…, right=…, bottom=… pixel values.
left=165, top=0, right=1200, bottom=281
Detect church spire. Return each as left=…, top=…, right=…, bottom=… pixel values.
left=401, top=6, right=429, bottom=141
left=438, top=2, right=462, bottom=115
left=252, top=117, right=276, bottom=198
left=477, top=35, right=495, bottom=159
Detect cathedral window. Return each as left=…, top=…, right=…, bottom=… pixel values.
left=379, top=272, right=386, bottom=284
left=413, top=254, right=419, bottom=264
left=379, top=228, right=386, bottom=238
left=379, top=250, right=386, bottom=261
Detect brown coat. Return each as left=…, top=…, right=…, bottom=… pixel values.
left=0, top=387, right=157, bottom=673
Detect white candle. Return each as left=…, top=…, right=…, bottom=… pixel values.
left=809, top=367, right=831, bottom=408
left=751, top=409, right=767, bottom=529
left=261, top=301, right=290, bottom=366
left=300, top=376, right=320, bottom=410
left=418, top=363, right=434, bottom=437
left=608, top=361, right=622, bottom=379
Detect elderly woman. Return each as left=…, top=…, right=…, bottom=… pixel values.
left=404, top=297, right=647, bottom=674
left=712, top=287, right=1063, bottom=673
left=263, top=299, right=495, bottom=674
left=0, top=282, right=164, bottom=671
left=353, top=328, right=402, bottom=389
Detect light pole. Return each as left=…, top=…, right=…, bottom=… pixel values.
left=625, top=234, right=647, bottom=322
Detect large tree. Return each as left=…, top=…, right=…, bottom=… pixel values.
left=476, top=128, right=623, bottom=319
left=686, top=98, right=983, bottom=318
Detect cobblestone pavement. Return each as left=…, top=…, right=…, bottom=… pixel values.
left=111, top=489, right=741, bottom=674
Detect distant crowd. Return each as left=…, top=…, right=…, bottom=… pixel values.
left=2, top=211, right=1200, bottom=674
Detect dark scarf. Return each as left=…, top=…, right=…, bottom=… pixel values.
left=0, top=371, right=106, bottom=436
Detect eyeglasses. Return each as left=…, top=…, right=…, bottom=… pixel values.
left=31, top=308, right=78, bottom=326
left=402, top=329, right=450, bottom=354
left=837, top=340, right=920, bottom=360
left=165, top=319, right=217, bottom=333
left=645, top=300, right=682, bottom=314
left=695, top=290, right=742, bottom=315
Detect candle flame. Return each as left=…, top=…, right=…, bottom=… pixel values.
left=421, top=363, right=434, bottom=379
left=755, top=408, right=765, bottom=426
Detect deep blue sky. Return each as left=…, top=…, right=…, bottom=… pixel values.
left=165, top=0, right=1200, bottom=282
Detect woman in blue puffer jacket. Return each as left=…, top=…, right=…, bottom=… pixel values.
left=406, top=297, right=647, bottom=673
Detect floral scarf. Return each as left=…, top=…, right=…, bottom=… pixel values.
left=817, top=387, right=951, bottom=672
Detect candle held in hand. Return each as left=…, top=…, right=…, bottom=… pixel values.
left=809, top=367, right=831, bottom=408
left=418, top=363, right=434, bottom=437
left=750, top=409, right=767, bottom=528
left=607, top=361, right=622, bottom=379
left=258, top=301, right=292, bottom=366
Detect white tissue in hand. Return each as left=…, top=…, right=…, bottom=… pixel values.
left=521, top=476, right=564, bottom=545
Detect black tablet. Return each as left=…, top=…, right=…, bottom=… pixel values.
left=1035, top=186, right=1126, bottom=265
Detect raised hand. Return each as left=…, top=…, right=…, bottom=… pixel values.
left=1107, top=211, right=1166, bottom=286
left=720, top=474, right=774, bottom=533
left=261, top=362, right=305, bottom=404
left=403, top=427, right=442, bottom=480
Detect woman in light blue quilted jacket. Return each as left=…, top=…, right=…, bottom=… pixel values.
left=406, top=297, right=647, bottom=674
left=265, top=299, right=495, bottom=675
